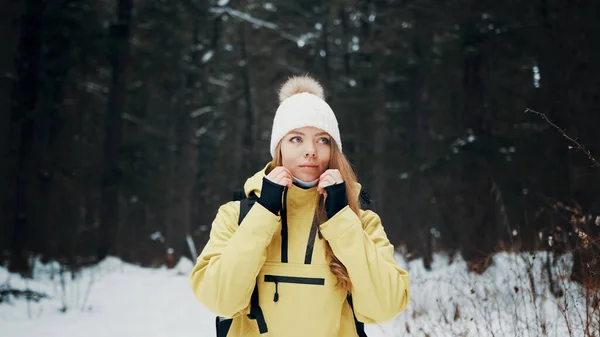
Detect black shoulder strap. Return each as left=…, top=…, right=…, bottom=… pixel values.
left=238, top=194, right=256, bottom=224
left=237, top=192, right=268, bottom=333
left=353, top=186, right=369, bottom=336
left=215, top=316, right=232, bottom=337
left=246, top=286, right=267, bottom=333
left=359, top=187, right=371, bottom=210
left=232, top=188, right=246, bottom=202
left=215, top=192, right=266, bottom=337
left=347, top=294, right=368, bottom=337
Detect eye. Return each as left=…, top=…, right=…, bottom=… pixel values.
left=318, top=137, right=330, bottom=144
left=290, top=136, right=302, bottom=143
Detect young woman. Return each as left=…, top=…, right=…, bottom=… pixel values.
left=189, top=75, right=410, bottom=337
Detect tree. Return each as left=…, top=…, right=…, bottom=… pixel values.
left=98, top=0, right=133, bottom=259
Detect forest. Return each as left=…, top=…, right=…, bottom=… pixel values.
left=1, top=0, right=599, bottom=292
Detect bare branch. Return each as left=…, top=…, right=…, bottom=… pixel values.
left=209, top=7, right=301, bottom=44
left=525, top=108, right=600, bottom=168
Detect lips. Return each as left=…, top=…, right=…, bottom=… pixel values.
left=299, top=164, right=318, bottom=168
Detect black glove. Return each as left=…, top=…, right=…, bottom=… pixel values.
left=258, top=177, right=285, bottom=215
left=325, top=182, right=348, bottom=218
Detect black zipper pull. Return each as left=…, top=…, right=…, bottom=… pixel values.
left=273, top=282, right=279, bottom=302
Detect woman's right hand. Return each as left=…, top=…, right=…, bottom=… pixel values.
left=265, top=166, right=293, bottom=188
left=259, top=166, right=292, bottom=215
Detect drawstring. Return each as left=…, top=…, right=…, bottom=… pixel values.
left=281, top=187, right=289, bottom=263
left=273, top=282, right=279, bottom=302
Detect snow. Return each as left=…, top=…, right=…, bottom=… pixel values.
left=209, top=7, right=277, bottom=30
left=1, top=252, right=597, bottom=337
left=190, top=106, right=213, bottom=118
left=262, top=3, right=276, bottom=12
left=201, top=50, right=214, bottom=64
left=1, top=257, right=213, bottom=337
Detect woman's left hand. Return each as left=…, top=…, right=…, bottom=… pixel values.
left=317, top=169, right=344, bottom=198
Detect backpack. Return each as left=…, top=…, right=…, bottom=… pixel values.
left=215, top=189, right=370, bottom=337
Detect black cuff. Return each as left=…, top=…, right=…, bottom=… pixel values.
left=258, top=177, right=285, bottom=215
left=325, top=182, right=348, bottom=218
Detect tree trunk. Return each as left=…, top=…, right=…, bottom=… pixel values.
left=371, top=105, right=387, bottom=210
left=167, top=117, right=198, bottom=263
left=339, top=8, right=351, bottom=76
left=166, top=9, right=204, bottom=263
left=7, top=0, right=45, bottom=275
left=321, top=5, right=333, bottom=89
left=99, top=0, right=133, bottom=259
left=35, top=0, right=80, bottom=264
left=239, top=22, right=255, bottom=174
left=404, top=22, right=433, bottom=268
left=459, top=20, right=495, bottom=271
left=0, top=0, right=24, bottom=254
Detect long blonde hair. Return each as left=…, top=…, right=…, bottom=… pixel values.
left=272, top=139, right=360, bottom=293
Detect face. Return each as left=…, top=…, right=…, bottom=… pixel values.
left=280, top=126, right=331, bottom=182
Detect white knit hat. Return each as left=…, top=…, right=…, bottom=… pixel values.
left=269, top=75, right=342, bottom=157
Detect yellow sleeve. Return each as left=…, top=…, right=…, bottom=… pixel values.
left=319, top=206, right=410, bottom=324
left=189, top=201, right=281, bottom=318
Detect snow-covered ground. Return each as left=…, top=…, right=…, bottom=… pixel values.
left=1, top=252, right=597, bottom=337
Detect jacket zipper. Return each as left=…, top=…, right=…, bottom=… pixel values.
left=264, top=275, right=325, bottom=302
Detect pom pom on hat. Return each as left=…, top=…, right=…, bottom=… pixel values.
left=278, top=75, right=325, bottom=103
left=269, top=75, right=342, bottom=158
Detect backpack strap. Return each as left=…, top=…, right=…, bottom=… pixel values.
left=232, top=188, right=246, bottom=202
left=353, top=187, right=370, bottom=336
left=215, top=316, right=232, bottom=337
left=239, top=193, right=268, bottom=334
left=246, top=284, right=267, bottom=333
left=238, top=192, right=256, bottom=224
left=347, top=294, right=368, bottom=337
left=359, top=187, right=371, bottom=210
left=216, top=191, right=267, bottom=336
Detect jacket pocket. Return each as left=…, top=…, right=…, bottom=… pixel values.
left=264, top=275, right=325, bottom=302
left=251, top=262, right=347, bottom=337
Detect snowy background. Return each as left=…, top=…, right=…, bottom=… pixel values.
left=2, top=252, right=595, bottom=337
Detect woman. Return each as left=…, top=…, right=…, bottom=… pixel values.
left=189, top=75, right=410, bottom=337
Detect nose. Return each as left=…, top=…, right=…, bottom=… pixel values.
left=304, top=143, right=316, bottom=157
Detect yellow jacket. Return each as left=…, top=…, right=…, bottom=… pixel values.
left=189, top=166, right=410, bottom=337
